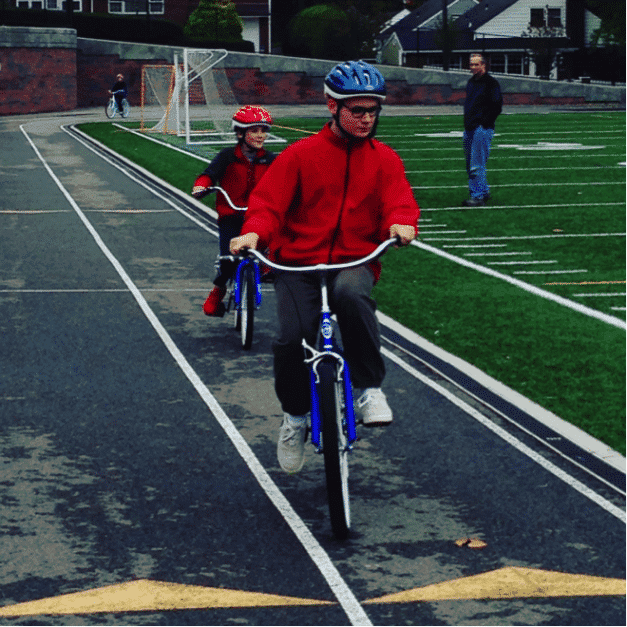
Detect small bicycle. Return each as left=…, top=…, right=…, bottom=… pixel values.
left=194, top=186, right=260, bottom=350
left=105, top=91, right=130, bottom=119
left=244, top=237, right=400, bottom=539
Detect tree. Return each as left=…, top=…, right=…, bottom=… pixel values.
left=184, top=0, right=243, bottom=43
left=521, top=5, right=566, bottom=79
left=287, top=4, right=354, bottom=60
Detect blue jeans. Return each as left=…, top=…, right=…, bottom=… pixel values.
left=463, top=126, right=494, bottom=199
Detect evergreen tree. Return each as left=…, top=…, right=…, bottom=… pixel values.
left=184, top=0, right=243, bottom=42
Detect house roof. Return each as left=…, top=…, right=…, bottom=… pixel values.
left=379, top=0, right=475, bottom=41
left=454, top=0, right=519, bottom=31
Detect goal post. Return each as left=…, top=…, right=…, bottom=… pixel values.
left=140, top=49, right=285, bottom=146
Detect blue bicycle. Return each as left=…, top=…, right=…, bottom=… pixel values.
left=245, top=237, right=399, bottom=539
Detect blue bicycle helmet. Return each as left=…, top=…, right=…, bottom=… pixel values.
left=324, top=60, right=386, bottom=100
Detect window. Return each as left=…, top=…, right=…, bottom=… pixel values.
left=507, top=54, right=523, bottom=75
left=530, top=8, right=545, bottom=28
left=17, top=0, right=81, bottom=9
left=108, top=0, right=163, bottom=14
left=547, top=8, right=562, bottom=28
left=490, top=54, right=505, bottom=74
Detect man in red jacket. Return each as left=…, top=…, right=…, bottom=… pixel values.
left=230, top=61, right=419, bottom=473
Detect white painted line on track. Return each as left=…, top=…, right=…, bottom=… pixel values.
left=413, top=241, right=626, bottom=330
left=61, top=125, right=220, bottom=239
left=464, top=251, right=532, bottom=257
left=514, top=269, right=588, bottom=275
left=380, top=341, right=626, bottom=522
left=21, top=124, right=373, bottom=627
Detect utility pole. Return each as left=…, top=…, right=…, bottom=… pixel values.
left=442, top=0, right=449, bottom=70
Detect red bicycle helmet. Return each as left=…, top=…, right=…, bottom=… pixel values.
left=231, top=105, right=273, bottom=131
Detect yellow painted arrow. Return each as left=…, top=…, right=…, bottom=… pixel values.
left=364, top=567, right=626, bottom=603
left=0, top=580, right=333, bottom=617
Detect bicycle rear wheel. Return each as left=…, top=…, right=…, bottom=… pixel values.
left=105, top=99, right=116, bottom=119
left=239, top=264, right=255, bottom=350
left=318, top=360, right=350, bottom=540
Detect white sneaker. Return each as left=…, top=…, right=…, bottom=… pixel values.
left=277, top=413, right=308, bottom=473
left=355, top=388, right=393, bottom=427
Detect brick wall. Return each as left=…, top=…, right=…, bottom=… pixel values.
left=0, top=27, right=77, bottom=115
left=0, top=28, right=624, bottom=117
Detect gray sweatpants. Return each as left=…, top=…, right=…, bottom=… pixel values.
left=272, top=265, right=385, bottom=416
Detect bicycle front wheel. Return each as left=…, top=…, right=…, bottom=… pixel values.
left=239, top=264, right=255, bottom=350
left=105, top=99, right=117, bottom=119
left=318, top=360, right=350, bottom=540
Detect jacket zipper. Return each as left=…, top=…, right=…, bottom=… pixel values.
left=327, top=141, right=352, bottom=264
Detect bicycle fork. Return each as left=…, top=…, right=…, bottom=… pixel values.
left=303, top=273, right=357, bottom=453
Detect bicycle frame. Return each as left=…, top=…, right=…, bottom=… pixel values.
left=305, top=274, right=357, bottom=453
left=245, top=237, right=399, bottom=450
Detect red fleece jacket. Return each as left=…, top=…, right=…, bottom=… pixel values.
left=194, top=144, right=275, bottom=220
left=242, top=123, right=420, bottom=277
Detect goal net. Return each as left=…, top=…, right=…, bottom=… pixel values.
left=140, top=49, right=285, bottom=146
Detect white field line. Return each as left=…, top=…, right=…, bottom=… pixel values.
left=413, top=240, right=626, bottom=330
left=22, top=124, right=372, bottom=627
left=487, top=260, right=558, bottom=266
left=413, top=181, right=621, bottom=190
left=401, top=153, right=626, bottom=162
left=514, top=269, right=588, bottom=275
left=463, top=252, right=532, bottom=257
left=422, top=202, right=624, bottom=212
left=574, top=292, right=627, bottom=298
left=112, top=123, right=212, bottom=163
left=443, top=244, right=507, bottom=248
left=407, top=165, right=625, bottom=174
left=423, top=232, right=626, bottom=242
left=378, top=313, right=626, bottom=516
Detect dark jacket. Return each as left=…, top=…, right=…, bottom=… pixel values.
left=464, top=72, right=502, bottom=132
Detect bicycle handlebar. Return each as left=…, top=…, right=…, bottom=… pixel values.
left=193, top=185, right=247, bottom=211
left=243, top=237, right=401, bottom=272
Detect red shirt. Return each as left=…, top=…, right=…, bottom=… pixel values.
left=194, top=144, right=275, bottom=220
left=242, top=123, right=420, bottom=275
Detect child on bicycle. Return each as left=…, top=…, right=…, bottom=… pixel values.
left=192, top=106, right=276, bottom=316
left=108, top=73, right=127, bottom=113
left=230, top=61, right=420, bottom=473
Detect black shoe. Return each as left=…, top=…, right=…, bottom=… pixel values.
left=462, top=197, right=485, bottom=207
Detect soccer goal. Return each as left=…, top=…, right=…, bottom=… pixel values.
left=140, top=49, right=285, bottom=146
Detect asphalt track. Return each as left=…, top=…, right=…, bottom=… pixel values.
left=0, top=109, right=625, bottom=626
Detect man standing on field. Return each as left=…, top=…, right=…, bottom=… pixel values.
left=462, top=53, right=502, bottom=207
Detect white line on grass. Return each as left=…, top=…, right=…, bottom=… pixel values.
left=22, top=125, right=373, bottom=627
left=464, top=252, right=532, bottom=257
left=406, top=165, right=625, bottom=174
left=487, top=260, right=558, bottom=266
left=574, top=292, right=627, bottom=298
left=413, top=181, right=621, bottom=190
left=421, top=203, right=623, bottom=212
left=413, top=240, right=625, bottom=330
left=514, top=269, right=588, bottom=275
left=423, top=232, right=626, bottom=242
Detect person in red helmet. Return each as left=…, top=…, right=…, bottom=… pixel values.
left=192, top=106, right=276, bottom=316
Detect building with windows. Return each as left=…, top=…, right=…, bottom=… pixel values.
left=12, top=0, right=271, bottom=52
left=377, top=0, right=617, bottom=82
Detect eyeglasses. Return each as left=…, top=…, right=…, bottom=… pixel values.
left=343, top=104, right=382, bottom=119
